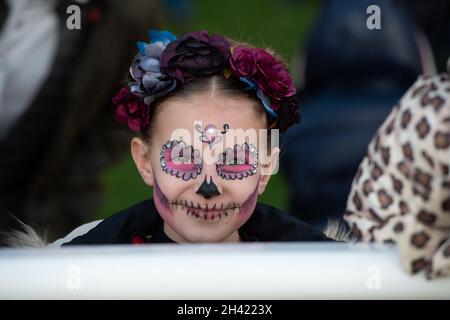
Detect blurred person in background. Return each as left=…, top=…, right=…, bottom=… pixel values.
left=0, top=0, right=160, bottom=241
left=395, top=0, right=450, bottom=73
left=282, top=0, right=436, bottom=229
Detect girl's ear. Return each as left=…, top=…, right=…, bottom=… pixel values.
left=257, top=146, right=280, bottom=195
left=131, top=137, right=154, bottom=187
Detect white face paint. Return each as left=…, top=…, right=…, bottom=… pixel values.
left=142, top=91, right=277, bottom=243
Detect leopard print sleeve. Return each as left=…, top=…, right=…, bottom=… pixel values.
left=344, top=71, right=450, bottom=279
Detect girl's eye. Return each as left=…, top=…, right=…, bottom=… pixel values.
left=172, top=154, right=192, bottom=164
left=223, top=155, right=248, bottom=165
left=216, top=143, right=258, bottom=180
left=230, top=158, right=246, bottom=165
left=160, top=140, right=202, bottom=181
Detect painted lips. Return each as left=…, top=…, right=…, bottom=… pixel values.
left=170, top=201, right=239, bottom=221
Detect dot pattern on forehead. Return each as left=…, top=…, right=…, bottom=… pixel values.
left=195, top=123, right=229, bottom=149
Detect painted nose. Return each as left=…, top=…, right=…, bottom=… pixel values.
left=196, top=176, right=221, bottom=199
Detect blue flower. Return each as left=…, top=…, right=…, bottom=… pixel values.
left=130, top=30, right=178, bottom=105
left=137, top=30, right=177, bottom=55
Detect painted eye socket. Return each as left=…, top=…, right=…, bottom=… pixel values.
left=216, top=143, right=258, bottom=180
left=171, top=151, right=193, bottom=165
left=160, top=140, right=202, bottom=181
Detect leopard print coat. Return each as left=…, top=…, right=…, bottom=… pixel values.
left=344, top=70, right=450, bottom=279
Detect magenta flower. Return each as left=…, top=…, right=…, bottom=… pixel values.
left=230, top=47, right=296, bottom=101
left=112, top=87, right=150, bottom=132
left=230, top=46, right=299, bottom=130
left=229, top=46, right=257, bottom=78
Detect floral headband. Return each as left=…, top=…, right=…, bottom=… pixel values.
left=112, top=30, right=300, bottom=133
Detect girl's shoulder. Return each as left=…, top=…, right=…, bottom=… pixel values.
left=245, top=202, right=333, bottom=242
left=61, top=199, right=160, bottom=246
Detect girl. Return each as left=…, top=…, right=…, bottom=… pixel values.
left=6, top=30, right=331, bottom=246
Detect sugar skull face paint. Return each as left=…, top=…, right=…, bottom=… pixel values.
left=134, top=89, right=277, bottom=243
left=160, top=140, right=202, bottom=181
left=195, top=123, right=229, bottom=148
left=152, top=172, right=260, bottom=243
left=154, top=174, right=257, bottom=224
left=216, top=143, right=258, bottom=180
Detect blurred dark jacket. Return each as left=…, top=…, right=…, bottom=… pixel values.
left=282, top=0, right=431, bottom=228
left=0, top=0, right=160, bottom=240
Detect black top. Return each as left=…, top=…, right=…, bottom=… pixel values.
left=63, top=199, right=332, bottom=245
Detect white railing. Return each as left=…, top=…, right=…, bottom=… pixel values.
left=0, top=243, right=449, bottom=299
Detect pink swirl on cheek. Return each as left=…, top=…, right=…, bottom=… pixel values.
left=153, top=179, right=175, bottom=224
left=235, top=181, right=259, bottom=224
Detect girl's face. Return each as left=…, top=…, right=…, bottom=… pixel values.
left=132, top=92, right=278, bottom=243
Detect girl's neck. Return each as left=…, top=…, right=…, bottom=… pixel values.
left=163, top=223, right=241, bottom=243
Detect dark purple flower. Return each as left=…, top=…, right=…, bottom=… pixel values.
left=276, top=95, right=301, bottom=132
left=112, top=87, right=150, bottom=132
left=160, top=30, right=231, bottom=84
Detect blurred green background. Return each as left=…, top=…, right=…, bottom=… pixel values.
left=97, top=0, right=321, bottom=219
